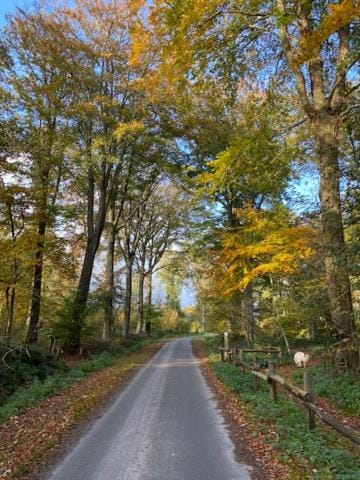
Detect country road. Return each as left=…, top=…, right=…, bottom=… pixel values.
left=45, top=337, right=252, bottom=480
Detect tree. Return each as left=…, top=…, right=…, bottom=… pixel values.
left=117, top=163, right=159, bottom=338
left=196, top=91, right=297, bottom=341
left=135, top=184, right=187, bottom=334
left=0, top=170, right=28, bottom=341
left=40, top=0, right=147, bottom=350
left=5, top=9, right=71, bottom=343
left=147, top=0, right=359, bottom=340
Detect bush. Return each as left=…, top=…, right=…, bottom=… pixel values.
left=0, top=337, right=154, bottom=423
left=0, top=344, right=67, bottom=403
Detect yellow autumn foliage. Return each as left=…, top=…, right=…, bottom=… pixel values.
left=114, top=121, right=145, bottom=141
left=219, top=206, right=317, bottom=294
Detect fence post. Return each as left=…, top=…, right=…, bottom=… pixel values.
left=268, top=362, right=277, bottom=401
left=224, top=331, right=229, bottom=362
left=304, top=370, right=316, bottom=430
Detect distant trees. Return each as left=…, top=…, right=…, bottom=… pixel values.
left=134, top=185, right=187, bottom=335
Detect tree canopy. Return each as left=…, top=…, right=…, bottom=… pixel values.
left=0, top=0, right=359, bottom=363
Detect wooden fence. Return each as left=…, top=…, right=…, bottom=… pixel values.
left=218, top=338, right=360, bottom=446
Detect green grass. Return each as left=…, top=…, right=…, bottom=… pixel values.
left=205, top=346, right=360, bottom=479
left=0, top=338, right=154, bottom=424
left=292, top=366, right=360, bottom=417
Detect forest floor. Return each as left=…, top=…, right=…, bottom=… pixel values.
left=0, top=340, right=167, bottom=480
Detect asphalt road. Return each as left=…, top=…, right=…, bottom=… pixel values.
left=45, top=337, right=252, bottom=480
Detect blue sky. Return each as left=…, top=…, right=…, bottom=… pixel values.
left=0, top=1, right=27, bottom=26
left=0, top=0, right=15, bottom=13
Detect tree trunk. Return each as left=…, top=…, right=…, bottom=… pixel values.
left=4, top=285, right=15, bottom=342
left=26, top=217, right=47, bottom=344
left=103, top=221, right=115, bottom=341
left=70, top=164, right=109, bottom=352
left=145, top=273, right=152, bottom=336
left=313, top=112, right=354, bottom=339
left=26, top=160, right=51, bottom=345
left=201, top=302, right=205, bottom=333
left=69, top=242, right=97, bottom=351
left=242, top=282, right=254, bottom=346
left=136, top=270, right=145, bottom=334
left=122, top=262, right=132, bottom=338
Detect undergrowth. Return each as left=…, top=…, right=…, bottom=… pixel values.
left=0, top=338, right=154, bottom=424
left=292, top=366, right=360, bottom=417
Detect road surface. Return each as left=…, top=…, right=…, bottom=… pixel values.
left=45, top=337, right=252, bottom=480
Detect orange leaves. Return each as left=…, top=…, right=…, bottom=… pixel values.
left=211, top=206, right=317, bottom=295
left=129, top=23, right=151, bottom=68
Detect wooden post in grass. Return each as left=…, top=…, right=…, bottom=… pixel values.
left=268, top=362, right=277, bottom=401
left=304, top=370, right=316, bottom=430
left=224, top=331, right=229, bottom=362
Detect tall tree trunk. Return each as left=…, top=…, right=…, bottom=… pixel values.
left=26, top=162, right=51, bottom=344
left=136, top=269, right=145, bottom=334
left=4, top=285, right=15, bottom=342
left=26, top=216, right=47, bottom=344
left=242, top=282, right=254, bottom=346
left=145, top=273, right=152, bottom=336
left=103, top=220, right=116, bottom=341
left=122, top=262, right=132, bottom=338
left=276, top=2, right=354, bottom=340
left=70, top=164, right=109, bottom=352
left=70, top=243, right=97, bottom=350
left=313, top=112, right=354, bottom=339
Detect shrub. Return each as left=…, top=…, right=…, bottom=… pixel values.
left=0, top=344, right=67, bottom=403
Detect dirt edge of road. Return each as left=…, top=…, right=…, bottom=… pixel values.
left=192, top=338, right=297, bottom=480
left=0, top=341, right=167, bottom=480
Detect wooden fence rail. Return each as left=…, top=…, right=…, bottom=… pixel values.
left=218, top=341, right=360, bottom=446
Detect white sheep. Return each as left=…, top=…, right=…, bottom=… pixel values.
left=294, top=351, right=311, bottom=367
